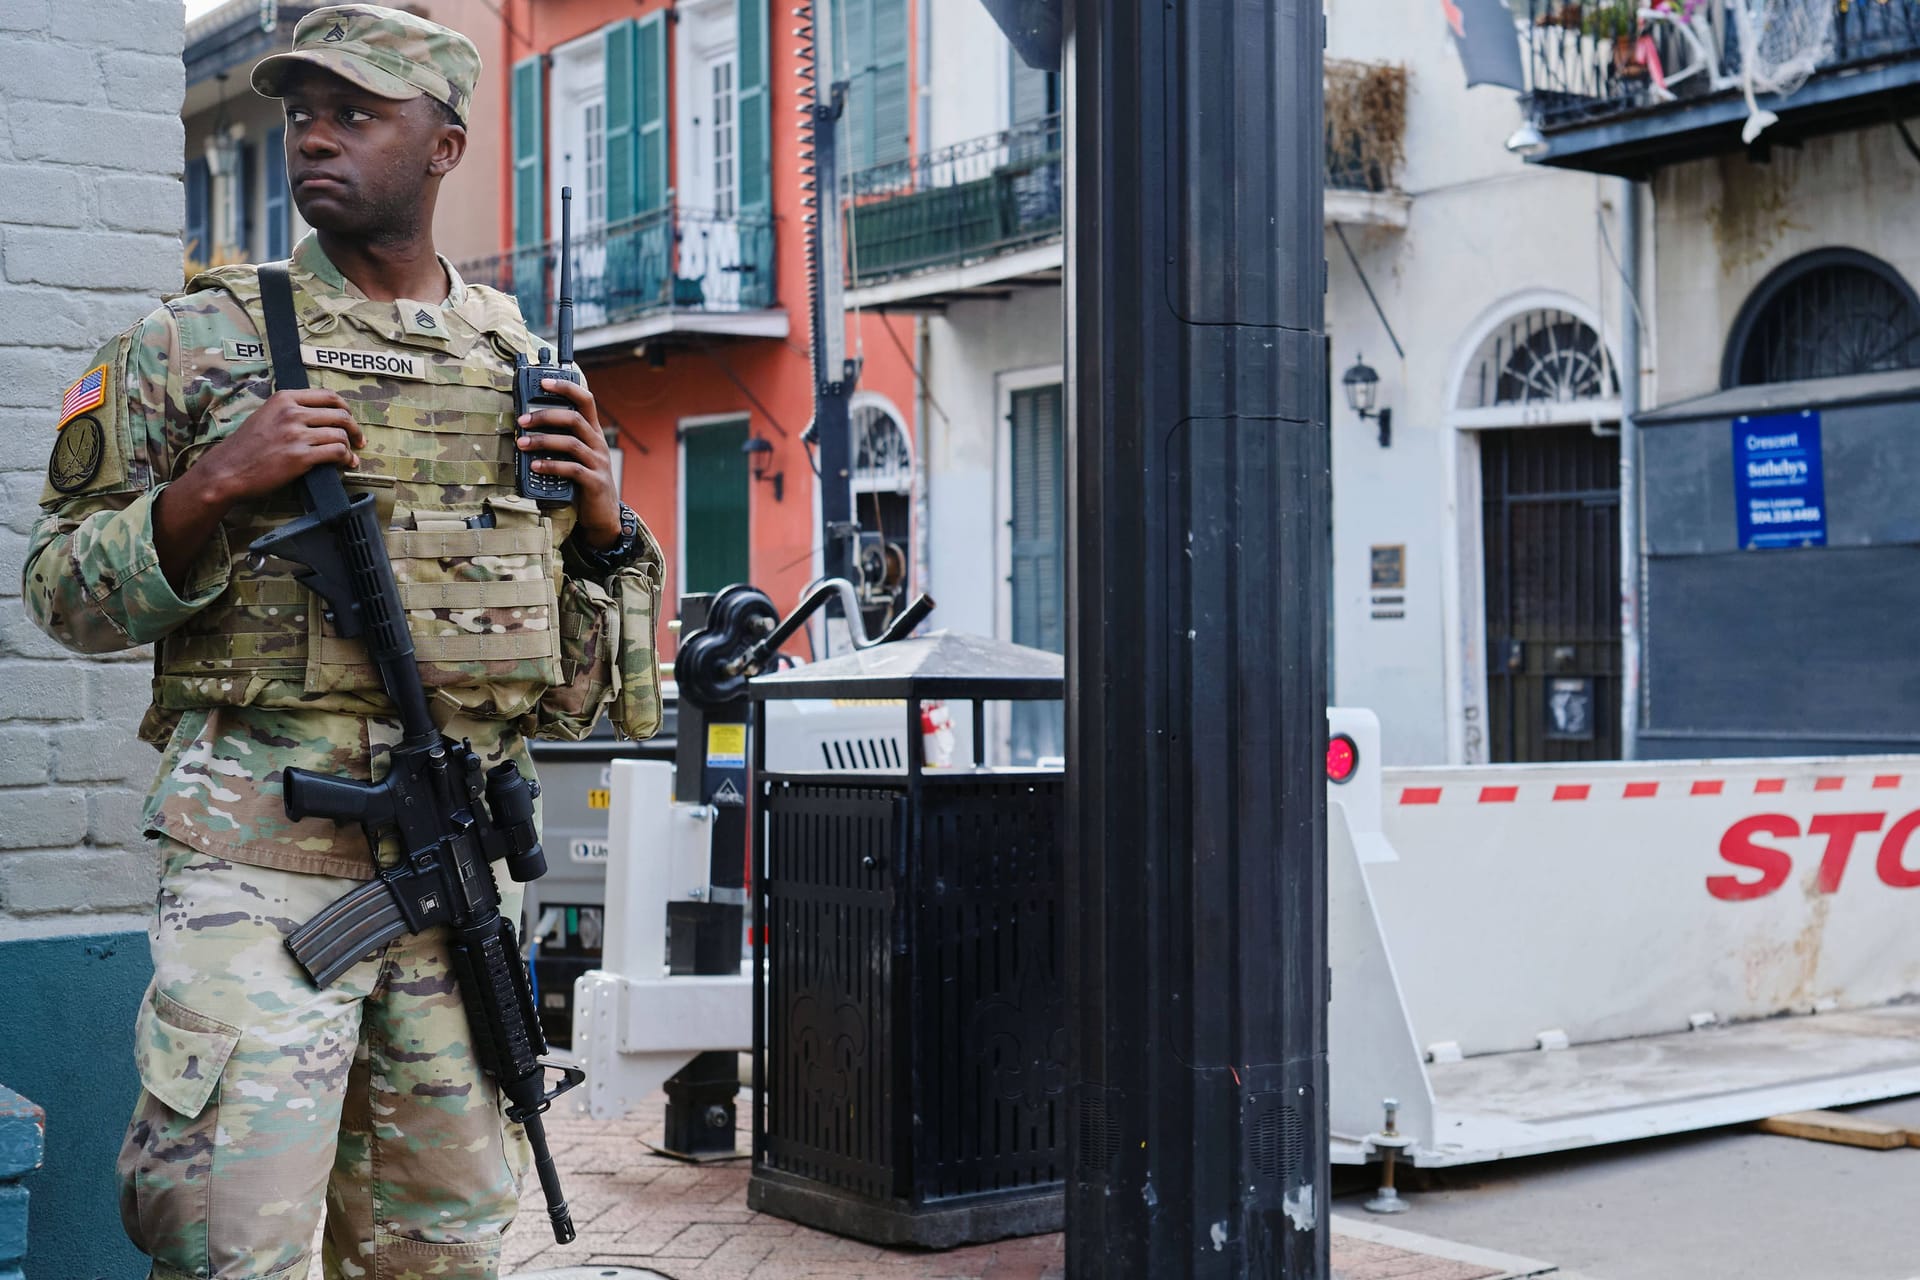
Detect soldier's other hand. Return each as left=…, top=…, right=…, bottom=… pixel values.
left=517, top=378, right=621, bottom=547
left=199, top=389, right=366, bottom=503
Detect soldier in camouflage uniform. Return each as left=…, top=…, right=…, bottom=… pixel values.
left=23, top=8, right=663, bottom=1278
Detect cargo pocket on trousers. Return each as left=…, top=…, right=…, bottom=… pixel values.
left=374, top=1227, right=504, bottom=1273
left=118, top=986, right=243, bottom=1263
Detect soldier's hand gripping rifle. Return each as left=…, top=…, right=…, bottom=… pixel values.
left=244, top=264, right=584, bottom=1244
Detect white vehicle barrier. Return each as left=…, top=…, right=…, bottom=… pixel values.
left=1330, top=707, right=1920, bottom=1166
left=580, top=705, right=1920, bottom=1168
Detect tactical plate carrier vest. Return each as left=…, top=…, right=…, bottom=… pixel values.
left=152, top=264, right=580, bottom=726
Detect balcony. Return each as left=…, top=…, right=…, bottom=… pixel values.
left=460, top=206, right=785, bottom=354
left=843, top=113, right=1065, bottom=311
left=1326, top=59, right=1412, bottom=229
left=844, top=67, right=1411, bottom=310
left=1520, top=0, right=1920, bottom=176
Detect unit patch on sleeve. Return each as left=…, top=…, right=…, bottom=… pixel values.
left=48, top=414, right=105, bottom=493
left=58, top=365, right=107, bottom=429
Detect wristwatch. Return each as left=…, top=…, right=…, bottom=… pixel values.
left=572, top=502, right=642, bottom=572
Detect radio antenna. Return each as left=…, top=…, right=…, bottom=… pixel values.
left=556, top=186, right=574, bottom=366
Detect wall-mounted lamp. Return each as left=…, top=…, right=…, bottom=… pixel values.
left=1343, top=356, right=1392, bottom=448
left=743, top=435, right=784, bottom=502
left=1505, top=121, right=1549, bottom=158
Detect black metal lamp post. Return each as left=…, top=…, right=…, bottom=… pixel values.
left=1343, top=356, right=1392, bottom=448
left=1065, top=0, right=1330, bottom=1275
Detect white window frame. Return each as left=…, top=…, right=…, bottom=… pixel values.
left=549, top=29, right=608, bottom=239
left=675, top=0, right=739, bottom=214
left=992, top=364, right=1065, bottom=646
left=991, top=363, right=1065, bottom=761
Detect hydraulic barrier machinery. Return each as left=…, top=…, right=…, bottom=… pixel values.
left=571, top=582, right=930, bottom=1157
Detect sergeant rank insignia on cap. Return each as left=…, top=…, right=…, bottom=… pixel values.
left=59, top=365, right=107, bottom=429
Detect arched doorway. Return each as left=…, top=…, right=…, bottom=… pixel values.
left=1451, top=303, right=1624, bottom=764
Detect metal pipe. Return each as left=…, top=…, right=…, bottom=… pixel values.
left=1619, top=178, right=1643, bottom=760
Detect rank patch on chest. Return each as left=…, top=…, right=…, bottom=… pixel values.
left=301, top=344, right=428, bottom=381
left=399, top=300, right=447, bottom=340
left=58, top=365, right=107, bottom=429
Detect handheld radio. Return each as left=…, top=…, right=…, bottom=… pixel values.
left=514, top=186, right=582, bottom=507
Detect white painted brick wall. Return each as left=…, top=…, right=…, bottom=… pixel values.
left=0, top=0, right=183, bottom=941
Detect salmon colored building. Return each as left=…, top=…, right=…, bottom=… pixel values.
left=463, top=0, right=921, bottom=651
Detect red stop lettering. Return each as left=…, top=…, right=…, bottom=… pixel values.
left=1878, top=810, right=1920, bottom=888
left=1709, top=814, right=1798, bottom=901
left=1809, top=812, right=1888, bottom=893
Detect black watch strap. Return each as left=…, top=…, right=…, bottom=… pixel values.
left=574, top=503, right=641, bottom=571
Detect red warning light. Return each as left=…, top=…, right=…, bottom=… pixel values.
left=1327, top=734, right=1359, bottom=784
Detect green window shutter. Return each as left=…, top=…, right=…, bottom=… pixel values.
left=511, top=55, right=544, bottom=246
left=837, top=0, right=872, bottom=166
left=737, top=0, right=771, bottom=213
left=682, top=421, right=752, bottom=593
left=1009, top=384, right=1065, bottom=656
left=1010, top=49, right=1058, bottom=127
left=637, top=12, right=669, bottom=213
left=836, top=0, right=908, bottom=170
left=185, top=156, right=209, bottom=263
left=1009, top=383, right=1065, bottom=762
left=868, top=0, right=909, bottom=167
left=604, top=20, right=637, bottom=223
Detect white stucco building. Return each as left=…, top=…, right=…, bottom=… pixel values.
left=851, top=0, right=1635, bottom=766
left=1514, top=0, right=1920, bottom=760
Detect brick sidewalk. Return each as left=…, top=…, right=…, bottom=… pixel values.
left=500, top=1100, right=1556, bottom=1280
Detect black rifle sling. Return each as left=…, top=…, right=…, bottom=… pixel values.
left=257, top=262, right=310, bottom=393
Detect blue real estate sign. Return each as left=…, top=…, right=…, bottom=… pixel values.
left=1733, top=411, right=1827, bottom=549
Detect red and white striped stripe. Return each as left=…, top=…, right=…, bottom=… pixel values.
left=1395, top=773, right=1906, bottom=806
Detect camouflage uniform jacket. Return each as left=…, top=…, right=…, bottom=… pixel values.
left=24, top=234, right=663, bottom=880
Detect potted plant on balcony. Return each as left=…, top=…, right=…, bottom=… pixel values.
left=1581, top=0, right=1650, bottom=80
left=1535, top=2, right=1585, bottom=29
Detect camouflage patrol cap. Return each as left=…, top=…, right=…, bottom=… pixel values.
left=252, top=4, right=480, bottom=124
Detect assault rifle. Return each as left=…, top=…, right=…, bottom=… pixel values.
left=246, top=264, right=584, bottom=1244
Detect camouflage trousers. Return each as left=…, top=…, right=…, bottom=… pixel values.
left=120, top=838, right=531, bottom=1280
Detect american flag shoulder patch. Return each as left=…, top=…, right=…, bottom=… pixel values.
left=58, top=365, right=108, bottom=430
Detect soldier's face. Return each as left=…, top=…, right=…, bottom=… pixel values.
left=280, top=66, right=463, bottom=240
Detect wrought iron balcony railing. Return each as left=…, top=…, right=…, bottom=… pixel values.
left=845, top=113, right=1064, bottom=289
left=1524, top=0, right=1920, bottom=132
left=848, top=79, right=1412, bottom=288
left=461, top=205, right=776, bottom=336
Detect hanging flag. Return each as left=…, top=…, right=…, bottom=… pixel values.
left=1444, top=0, right=1526, bottom=91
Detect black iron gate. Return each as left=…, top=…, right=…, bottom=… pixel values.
left=1481, top=425, right=1621, bottom=762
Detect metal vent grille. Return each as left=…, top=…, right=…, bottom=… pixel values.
left=1249, top=1097, right=1305, bottom=1182
left=1079, top=1093, right=1121, bottom=1170
left=819, top=736, right=905, bottom=771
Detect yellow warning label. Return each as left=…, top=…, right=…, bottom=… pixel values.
left=707, top=723, right=747, bottom=767
left=587, top=789, right=610, bottom=810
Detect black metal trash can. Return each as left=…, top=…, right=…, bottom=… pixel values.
left=747, top=633, right=1066, bottom=1247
